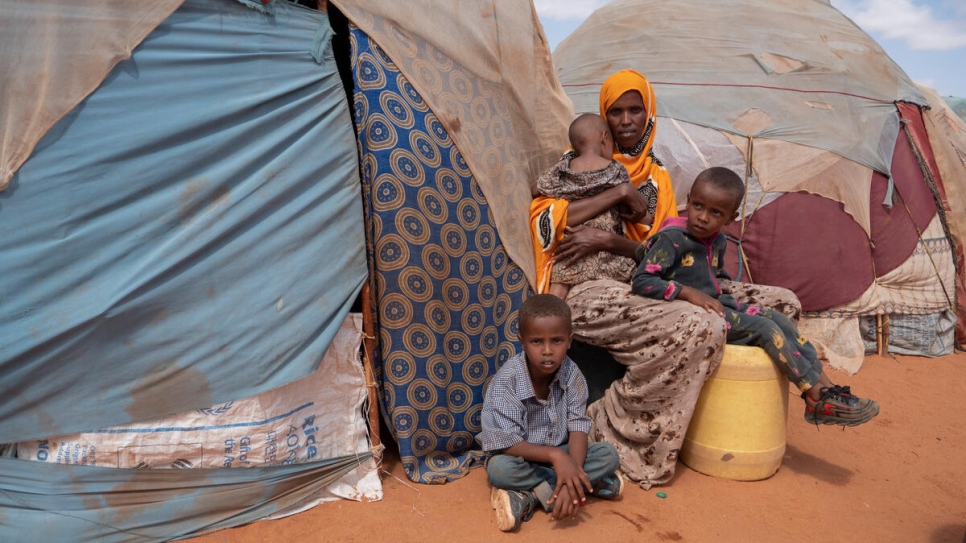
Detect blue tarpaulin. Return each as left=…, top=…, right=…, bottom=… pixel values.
left=0, top=0, right=368, bottom=539
left=0, top=453, right=368, bottom=542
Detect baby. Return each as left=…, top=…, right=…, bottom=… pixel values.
left=535, top=114, right=641, bottom=299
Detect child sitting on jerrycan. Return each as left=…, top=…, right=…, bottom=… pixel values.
left=631, top=166, right=879, bottom=428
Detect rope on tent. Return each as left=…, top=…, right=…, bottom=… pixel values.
left=647, top=81, right=896, bottom=104
left=893, top=188, right=953, bottom=309
left=900, top=117, right=959, bottom=312
left=895, top=123, right=955, bottom=310
left=562, top=81, right=896, bottom=105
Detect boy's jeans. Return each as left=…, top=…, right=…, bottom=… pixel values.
left=486, top=442, right=620, bottom=493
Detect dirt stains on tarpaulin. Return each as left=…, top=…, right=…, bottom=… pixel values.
left=75, top=479, right=106, bottom=515
left=100, top=468, right=209, bottom=527
left=125, top=362, right=213, bottom=422
left=95, top=457, right=365, bottom=537
left=178, top=178, right=232, bottom=224
left=0, top=379, right=58, bottom=439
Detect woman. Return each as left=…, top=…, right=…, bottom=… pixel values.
left=531, top=70, right=676, bottom=291
left=529, top=70, right=799, bottom=488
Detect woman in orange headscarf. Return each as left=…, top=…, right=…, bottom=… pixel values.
left=527, top=70, right=801, bottom=488
left=530, top=70, right=677, bottom=293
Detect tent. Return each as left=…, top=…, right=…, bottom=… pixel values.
left=0, top=1, right=375, bottom=540
left=0, top=0, right=570, bottom=538
left=553, top=0, right=965, bottom=371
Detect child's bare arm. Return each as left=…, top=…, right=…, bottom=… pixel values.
left=503, top=440, right=573, bottom=466
left=567, top=431, right=588, bottom=469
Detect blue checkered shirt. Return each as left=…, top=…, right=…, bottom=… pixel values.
left=479, top=352, right=592, bottom=452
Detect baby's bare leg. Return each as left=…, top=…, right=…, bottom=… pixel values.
left=548, top=283, right=571, bottom=300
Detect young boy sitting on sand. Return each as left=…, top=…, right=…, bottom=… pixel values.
left=631, top=166, right=880, bottom=427
left=535, top=113, right=644, bottom=299
left=479, top=294, right=623, bottom=532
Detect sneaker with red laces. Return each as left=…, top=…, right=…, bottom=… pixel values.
left=803, top=385, right=879, bottom=427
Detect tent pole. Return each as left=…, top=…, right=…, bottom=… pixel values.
left=360, top=281, right=382, bottom=453
left=876, top=314, right=891, bottom=357
left=740, top=136, right=753, bottom=240
left=737, top=136, right=755, bottom=283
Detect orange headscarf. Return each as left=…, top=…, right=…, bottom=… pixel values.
left=529, top=70, right=677, bottom=293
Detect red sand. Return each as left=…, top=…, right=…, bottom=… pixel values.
left=187, top=352, right=966, bottom=543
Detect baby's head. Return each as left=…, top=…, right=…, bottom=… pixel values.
left=686, top=167, right=744, bottom=239
left=568, top=113, right=613, bottom=159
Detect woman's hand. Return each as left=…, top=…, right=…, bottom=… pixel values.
left=615, top=183, right=650, bottom=224
left=556, top=224, right=642, bottom=266
left=565, top=183, right=649, bottom=227
left=554, top=225, right=611, bottom=267
left=621, top=210, right=654, bottom=228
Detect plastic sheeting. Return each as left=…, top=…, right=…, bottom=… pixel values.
left=0, top=0, right=185, bottom=191
left=0, top=0, right=366, bottom=446
left=15, top=314, right=381, bottom=508
left=719, top=115, right=937, bottom=312
left=3, top=0, right=579, bottom=292
left=554, top=0, right=926, bottom=177
left=0, top=452, right=368, bottom=543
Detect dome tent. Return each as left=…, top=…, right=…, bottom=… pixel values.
left=553, top=0, right=965, bottom=370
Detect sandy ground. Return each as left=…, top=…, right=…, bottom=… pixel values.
left=187, top=351, right=966, bottom=543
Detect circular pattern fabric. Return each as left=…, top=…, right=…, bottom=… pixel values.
left=351, top=28, right=529, bottom=484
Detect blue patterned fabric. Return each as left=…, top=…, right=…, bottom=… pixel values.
left=350, top=27, right=530, bottom=483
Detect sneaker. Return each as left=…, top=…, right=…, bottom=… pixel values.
left=491, top=488, right=537, bottom=532
left=803, top=385, right=879, bottom=427
left=592, top=471, right=624, bottom=500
